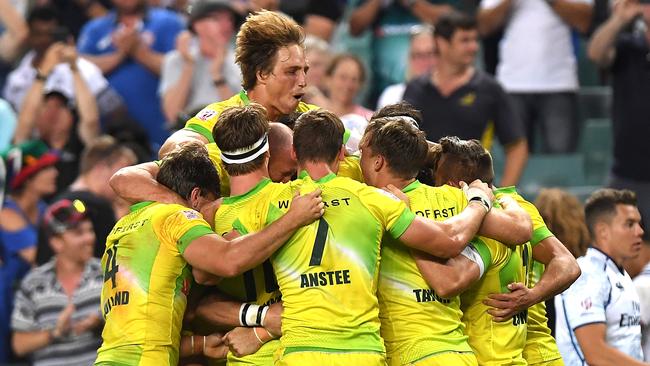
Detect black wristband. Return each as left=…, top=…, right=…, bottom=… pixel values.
left=469, top=196, right=490, bottom=212
left=35, top=70, right=48, bottom=82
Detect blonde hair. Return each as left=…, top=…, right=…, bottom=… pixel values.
left=235, top=10, right=304, bottom=91
left=535, top=188, right=590, bottom=258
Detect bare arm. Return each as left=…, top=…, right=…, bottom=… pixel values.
left=80, top=52, right=127, bottom=75
left=479, top=194, right=533, bottom=246
left=402, top=0, right=453, bottom=24
left=12, top=330, right=52, bottom=357
left=588, top=0, right=642, bottom=67
left=477, top=0, right=513, bottom=37
left=484, top=236, right=581, bottom=321
left=195, top=294, right=282, bottom=336
left=551, top=0, right=593, bottom=34
left=159, top=129, right=209, bottom=158
left=413, top=251, right=481, bottom=298
left=183, top=190, right=324, bottom=277
left=109, top=161, right=185, bottom=205
left=500, top=139, right=528, bottom=187
left=68, top=52, right=100, bottom=145
left=162, top=60, right=194, bottom=122
left=575, top=323, right=650, bottom=366
left=132, top=41, right=164, bottom=76
left=0, top=0, right=28, bottom=62
left=13, top=79, right=45, bottom=144
left=349, top=0, right=382, bottom=36
left=179, top=333, right=227, bottom=359
left=399, top=201, right=487, bottom=258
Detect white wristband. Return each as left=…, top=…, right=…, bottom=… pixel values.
left=460, top=244, right=485, bottom=278
left=239, top=303, right=269, bottom=327
left=464, top=187, right=492, bottom=212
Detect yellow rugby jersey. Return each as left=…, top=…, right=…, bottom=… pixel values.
left=237, top=172, right=415, bottom=356
left=96, top=202, right=214, bottom=366
left=460, top=235, right=532, bottom=366
left=184, top=91, right=317, bottom=143
left=378, top=181, right=473, bottom=366
left=212, top=178, right=295, bottom=366
left=338, top=155, right=364, bottom=182
left=495, top=187, right=560, bottom=364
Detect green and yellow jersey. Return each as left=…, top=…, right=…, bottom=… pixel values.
left=96, top=202, right=214, bottom=366
left=236, top=172, right=415, bottom=359
left=495, top=187, right=561, bottom=365
left=338, top=155, right=364, bottom=183
left=460, top=234, right=532, bottom=366
left=378, top=181, right=473, bottom=366
left=212, top=178, right=295, bottom=366
left=184, top=91, right=316, bottom=144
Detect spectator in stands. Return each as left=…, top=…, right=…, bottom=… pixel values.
left=0, top=140, right=58, bottom=363
left=477, top=0, right=593, bottom=153
left=349, top=0, right=452, bottom=101
left=3, top=5, right=108, bottom=113
left=78, top=0, right=184, bottom=148
left=0, top=99, right=16, bottom=151
left=160, top=0, right=242, bottom=127
left=11, top=198, right=103, bottom=365
left=302, top=0, right=345, bottom=42
left=12, top=43, right=100, bottom=195
left=325, top=53, right=373, bottom=130
left=556, top=189, right=646, bottom=366
left=36, top=136, right=137, bottom=265
left=535, top=187, right=591, bottom=335
left=0, top=0, right=28, bottom=64
left=0, top=0, right=28, bottom=90
left=48, top=0, right=111, bottom=40
left=302, top=34, right=332, bottom=108
left=588, top=0, right=650, bottom=242
left=403, top=12, right=528, bottom=186
left=377, top=24, right=436, bottom=109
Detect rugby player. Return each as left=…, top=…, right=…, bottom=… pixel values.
left=556, top=189, right=646, bottom=365
left=94, top=144, right=323, bottom=365
left=434, top=137, right=580, bottom=365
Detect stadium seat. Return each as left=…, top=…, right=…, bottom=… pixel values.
left=579, top=118, right=613, bottom=185
left=517, top=154, right=586, bottom=198
left=578, top=87, right=612, bottom=121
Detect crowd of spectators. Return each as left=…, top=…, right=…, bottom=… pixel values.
left=0, top=0, right=648, bottom=364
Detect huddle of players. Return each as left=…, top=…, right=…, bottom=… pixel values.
left=93, top=9, right=581, bottom=366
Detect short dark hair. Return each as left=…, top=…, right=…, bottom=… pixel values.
left=361, top=118, right=428, bottom=180
left=157, top=143, right=220, bottom=200
left=371, top=102, right=423, bottom=127
left=27, top=5, right=60, bottom=26
left=584, top=188, right=638, bottom=237
left=417, top=141, right=442, bottom=186
left=213, top=104, right=270, bottom=176
left=434, top=11, right=477, bottom=41
left=79, top=135, right=135, bottom=174
left=435, top=136, right=494, bottom=185
left=293, top=109, right=344, bottom=164
left=236, top=10, right=305, bottom=91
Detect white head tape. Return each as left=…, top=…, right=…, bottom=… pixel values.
left=220, top=133, right=269, bottom=164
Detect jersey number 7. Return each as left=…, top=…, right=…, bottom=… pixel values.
left=309, top=218, right=329, bottom=266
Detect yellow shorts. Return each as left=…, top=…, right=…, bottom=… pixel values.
left=407, top=352, right=478, bottom=366
left=274, top=348, right=386, bottom=366
left=528, top=358, right=564, bottom=366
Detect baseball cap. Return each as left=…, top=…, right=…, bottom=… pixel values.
left=1, top=140, right=59, bottom=190
left=187, top=0, right=244, bottom=31
left=43, top=199, right=88, bottom=236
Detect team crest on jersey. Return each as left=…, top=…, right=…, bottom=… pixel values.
left=182, top=210, right=200, bottom=220
left=581, top=297, right=592, bottom=310
left=197, top=109, right=217, bottom=121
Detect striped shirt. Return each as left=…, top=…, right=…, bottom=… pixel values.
left=11, top=257, right=104, bottom=366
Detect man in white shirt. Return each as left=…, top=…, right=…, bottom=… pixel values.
left=477, top=0, right=593, bottom=153
left=556, top=188, right=648, bottom=366
left=3, top=6, right=107, bottom=112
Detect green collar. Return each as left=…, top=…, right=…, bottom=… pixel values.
left=402, top=180, right=421, bottom=193
left=239, top=90, right=250, bottom=105
left=493, top=186, right=518, bottom=195
left=223, top=178, right=272, bottom=205
left=129, top=201, right=154, bottom=212
left=298, top=170, right=336, bottom=184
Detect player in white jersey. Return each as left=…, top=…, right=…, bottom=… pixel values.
left=633, top=246, right=650, bottom=362
left=556, top=188, right=647, bottom=366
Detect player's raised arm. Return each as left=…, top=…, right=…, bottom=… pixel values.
left=398, top=180, right=492, bottom=258
left=160, top=129, right=208, bottom=158
left=110, top=161, right=184, bottom=205
left=183, top=190, right=323, bottom=277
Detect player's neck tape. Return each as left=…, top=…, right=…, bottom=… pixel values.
left=221, top=133, right=269, bottom=164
